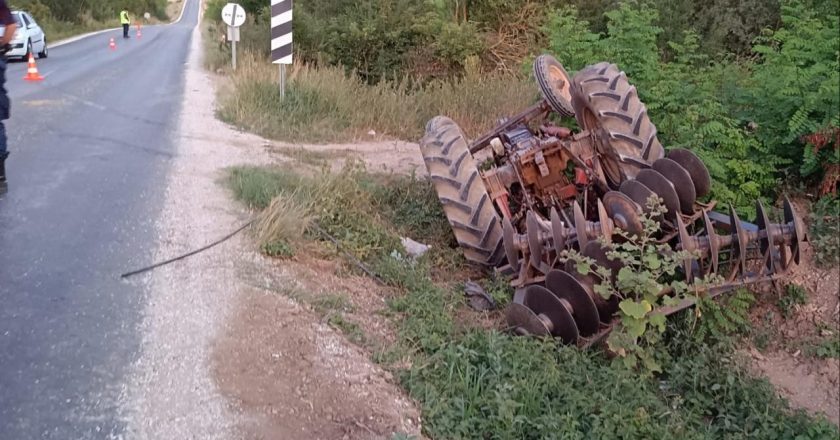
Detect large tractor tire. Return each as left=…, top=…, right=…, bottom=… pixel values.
left=420, top=116, right=505, bottom=267
left=571, top=62, right=664, bottom=188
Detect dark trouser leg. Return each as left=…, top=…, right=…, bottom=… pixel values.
left=123, top=24, right=129, bottom=38
left=0, top=124, right=7, bottom=184
left=0, top=55, right=8, bottom=184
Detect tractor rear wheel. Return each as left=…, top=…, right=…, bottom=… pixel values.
left=571, top=62, right=664, bottom=188
left=420, top=116, right=505, bottom=267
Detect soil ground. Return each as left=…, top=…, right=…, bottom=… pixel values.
left=745, top=240, right=840, bottom=425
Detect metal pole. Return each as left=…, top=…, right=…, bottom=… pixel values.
left=232, top=29, right=237, bottom=71
left=230, top=4, right=239, bottom=71
left=279, top=64, right=286, bottom=99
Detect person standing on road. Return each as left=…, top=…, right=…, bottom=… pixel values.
left=0, top=0, right=17, bottom=191
left=120, top=9, right=131, bottom=39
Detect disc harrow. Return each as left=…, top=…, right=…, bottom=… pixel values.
left=503, top=152, right=806, bottom=345
left=419, top=54, right=808, bottom=348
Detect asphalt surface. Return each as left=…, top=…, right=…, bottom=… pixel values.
left=0, top=1, right=200, bottom=437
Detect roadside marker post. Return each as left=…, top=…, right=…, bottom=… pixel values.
left=271, top=0, right=293, bottom=99
left=221, top=3, right=246, bottom=71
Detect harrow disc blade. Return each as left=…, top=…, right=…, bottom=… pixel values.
left=755, top=200, right=776, bottom=273
left=581, top=241, right=623, bottom=282
left=702, top=211, right=720, bottom=274
left=675, top=215, right=697, bottom=283
left=653, top=158, right=696, bottom=215
left=636, top=169, right=680, bottom=220
left=580, top=241, right=622, bottom=319
left=546, top=270, right=601, bottom=336
left=521, top=285, right=580, bottom=344
left=527, top=211, right=546, bottom=272
left=619, top=179, right=658, bottom=216
left=597, top=199, right=614, bottom=243
left=667, top=148, right=711, bottom=198
left=573, top=201, right=589, bottom=248
left=506, top=301, right=551, bottom=337
left=603, top=191, right=643, bottom=236
left=730, top=206, right=749, bottom=273
left=503, top=216, right=520, bottom=273
left=784, top=197, right=806, bottom=265
left=550, top=207, right=568, bottom=254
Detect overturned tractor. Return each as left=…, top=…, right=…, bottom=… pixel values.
left=419, top=55, right=807, bottom=345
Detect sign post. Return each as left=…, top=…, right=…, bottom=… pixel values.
left=221, top=3, right=247, bottom=71
left=271, top=0, right=293, bottom=99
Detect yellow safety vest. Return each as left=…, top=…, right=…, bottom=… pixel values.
left=120, top=11, right=130, bottom=24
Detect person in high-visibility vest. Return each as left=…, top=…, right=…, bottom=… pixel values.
left=120, top=10, right=130, bottom=39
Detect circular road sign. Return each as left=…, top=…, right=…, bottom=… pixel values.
left=221, top=3, right=247, bottom=27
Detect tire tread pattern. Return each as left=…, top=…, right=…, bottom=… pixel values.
left=420, top=116, right=504, bottom=267
left=571, top=62, right=664, bottom=182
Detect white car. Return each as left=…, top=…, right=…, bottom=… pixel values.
left=6, top=11, right=47, bottom=60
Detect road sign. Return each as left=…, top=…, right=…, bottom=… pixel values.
left=270, top=0, right=293, bottom=65
left=221, top=3, right=247, bottom=27
left=227, top=26, right=240, bottom=42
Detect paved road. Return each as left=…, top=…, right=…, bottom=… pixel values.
left=0, top=1, right=200, bottom=437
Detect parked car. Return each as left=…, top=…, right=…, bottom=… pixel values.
left=6, top=11, right=47, bottom=60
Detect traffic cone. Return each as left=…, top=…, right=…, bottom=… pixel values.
left=23, top=54, right=44, bottom=82
left=109, top=37, right=116, bottom=50
left=136, top=24, right=142, bottom=39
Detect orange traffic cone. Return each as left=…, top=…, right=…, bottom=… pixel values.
left=109, top=37, right=116, bottom=50
left=136, top=24, right=142, bottom=39
left=23, top=54, right=44, bottom=81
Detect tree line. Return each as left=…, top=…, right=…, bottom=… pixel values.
left=10, top=0, right=168, bottom=21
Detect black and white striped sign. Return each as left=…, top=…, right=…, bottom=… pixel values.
left=271, top=0, right=293, bottom=64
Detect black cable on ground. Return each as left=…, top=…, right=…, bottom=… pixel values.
left=120, top=219, right=255, bottom=279
left=120, top=217, right=386, bottom=286
left=309, top=223, right=387, bottom=286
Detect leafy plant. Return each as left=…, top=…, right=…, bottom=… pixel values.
left=777, top=283, right=808, bottom=319
left=260, top=240, right=295, bottom=258
left=692, top=289, right=756, bottom=344
left=562, top=197, right=704, bottom=373
left=809, top=336, right=840, bottom=359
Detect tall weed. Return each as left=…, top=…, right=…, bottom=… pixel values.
left=217, top=53, right=534, bottom=143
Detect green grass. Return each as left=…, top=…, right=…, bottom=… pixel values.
left=311, top=293, right=355, bottom=314
left=213, top=50, right=535, bottom=144
left=227, top=165, right=839, bottom=439
left=808, top=336, right=840, bottom=359
left=328, top=314, right=367, bottom=346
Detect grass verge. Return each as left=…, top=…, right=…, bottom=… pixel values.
left=227, top=163, right=839, bottom=439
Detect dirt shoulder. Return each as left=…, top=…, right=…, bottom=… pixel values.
left=128, top=11, right=420, bottom=439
